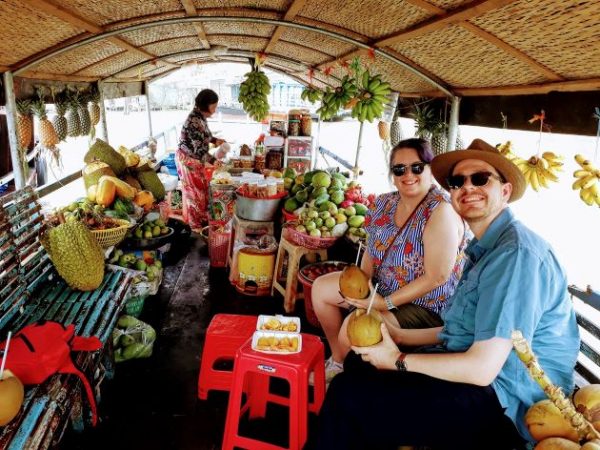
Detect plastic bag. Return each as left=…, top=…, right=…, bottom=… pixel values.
left=112, top=315, right=156, bottom=362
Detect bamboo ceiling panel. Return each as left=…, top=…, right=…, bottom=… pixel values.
left=77, top=52, right=149, bottom=78
left=191, top=0, right=289, bottom=12
left=142, top=38, right=204, bottom=57
left=0, top=0, right=83, bottom=67
left=117, top=60, right=172, bottom=79
left=164, top=51, right=220, bottom=65
left=271, top=41, right=333, bottom=66
left=119, top=23, right=199, bottom=47
left=471, top=0, right=600, bottom=80
left=293, top=16, right=370, bottom=43
left=208, top=35, right=268, bottom=53
left=299, top=0, right=431, bottom=40
left=105, top=12, right=186, bottom=32
left=195, top=8, right=281, bottom=19
left=389, top=25, right=546, bottom=88
left=49, top=0, right=184, bottom=27
left=201, top=22, right=276, bottom=38
left=278, top=28, right=356, bottom=58
left=33, top=40, right=125, bottom=75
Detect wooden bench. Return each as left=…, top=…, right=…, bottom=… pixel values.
left=569, top=285, right=600, bottom=387
left=0, top=187, right=132, bottom=449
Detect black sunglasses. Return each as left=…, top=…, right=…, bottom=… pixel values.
left=446, top=171, right=504, bottom=190
left=391, top=162, right=427, bottom=177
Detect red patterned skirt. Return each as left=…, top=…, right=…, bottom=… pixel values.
left=176, top=149, right=210, bottom=230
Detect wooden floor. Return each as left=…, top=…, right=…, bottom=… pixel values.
left=61, top=224, right=344, bottom=450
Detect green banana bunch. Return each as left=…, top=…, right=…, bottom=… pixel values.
left=238, top=69, right=271, bottom=122
left=351, top=70, right=392, bottom=123
left=317, top=75, right=358, bottom=120
left=301, top=86, right=322, bottom=104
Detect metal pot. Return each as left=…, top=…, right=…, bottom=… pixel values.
left=235, top=195, right=282, bottom=221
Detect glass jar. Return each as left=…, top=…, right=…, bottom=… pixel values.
left=275, top=178, right=285, bottom=194
left=247, top=181, right=258, bottom=197
left=266, top=180, right=277, bottom=197
left=266, top=149, right=283, bottom=170
left=257, top=181, right=269, bottom=199
left=254, top=154, right=265, bottom=172
left=241, top=156, right=254, bottom=169
left=301, top=115, right=312, bottom=136
left=288, top=119, right=300, bottom=136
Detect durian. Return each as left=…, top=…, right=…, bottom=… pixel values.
left=136, top=170, right=165, bottom=200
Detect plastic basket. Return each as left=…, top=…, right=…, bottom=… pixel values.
left=208, top=220, right=230, bottom=267
left=125, top=295, right=146, bottom=318
left=282, top=223, right=338, bottom=250
left=91, top=219, right=132, bottom=248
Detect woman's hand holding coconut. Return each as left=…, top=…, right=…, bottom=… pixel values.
left=351, top=323, right=401, bottom=371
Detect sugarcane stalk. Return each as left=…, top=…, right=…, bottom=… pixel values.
left=512, top=330, right=600, bottom=442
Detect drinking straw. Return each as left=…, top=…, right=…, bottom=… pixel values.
left=0, top=331, right=12, bottom=380
left=355, top=241, right=362, bottom=266
left=366, top=283, right=379, bottom=316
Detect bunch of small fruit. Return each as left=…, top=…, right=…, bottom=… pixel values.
left=108, top=249, right=162, bottom=281
left=133, top=218, right=170, bottom=240
left=294, top=202, right=366, bottom=239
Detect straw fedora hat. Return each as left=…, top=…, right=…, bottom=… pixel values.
left=431, top=139, right=526, bottom=203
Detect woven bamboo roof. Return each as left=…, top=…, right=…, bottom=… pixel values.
left=1, top=0, right=600, bottom=97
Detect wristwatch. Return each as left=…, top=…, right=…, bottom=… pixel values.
left=395, top=353, right=408, bottom=372
left=384, top=295, right=396, bottom=311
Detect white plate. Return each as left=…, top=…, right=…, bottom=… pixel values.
left=256, top=315, right=301, bottom=333
left=251, top=331, right=302, bottom=354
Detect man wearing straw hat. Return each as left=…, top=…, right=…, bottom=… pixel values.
left=314, top=139, right=580, bottom=449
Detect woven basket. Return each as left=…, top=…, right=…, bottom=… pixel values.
left=91, top=219, right=132, bottom=248
left=282, top=223, right=338, bottom=250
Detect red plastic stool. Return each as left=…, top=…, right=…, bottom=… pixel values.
left=222, top=333, right=326, bottom=450
left=197, top=314, right=258, bottom=400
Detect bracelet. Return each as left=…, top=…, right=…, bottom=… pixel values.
left=384, top=295, right=396, bottom=311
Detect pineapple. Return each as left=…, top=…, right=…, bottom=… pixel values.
left=377, top=121, right=390, bottom=140
left=88, top=86, right=101, bottom=126
left=52, top=90, right=68, bottom=142
left=79, top=101, right=91, bottom=136
left=67, top=90, right=82, bottom=137
left=31, top=97, right=59, bottom=148
left=16, top=99, right=33, bottom=149
left=390, top=118, right=403, bottom=147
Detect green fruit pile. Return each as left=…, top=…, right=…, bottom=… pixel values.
left=238, top=69, right=271, bottom=122
left=133, top=218, right=169, bottom=240
left=351, top=70, right=392, bottom=123
left=284, top=170, right=349, bottom=213
left=300, top=86, right=322, bottom=104
left=112, top=315, right=156, bottom=362
left=317, top=75, right=358, bottom=120
left=108, top=249, right=163, bottom=281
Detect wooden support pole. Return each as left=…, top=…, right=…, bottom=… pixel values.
left=353, top=121, right=365, bottom=179
left=447, top=96, right=461, bottom=152
left=98, top=81, right=109, bottom=143
left=144, top=80, right=153, bottom=137
left=3, top=71, right=27, bottom=189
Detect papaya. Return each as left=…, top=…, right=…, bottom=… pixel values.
left=99, top=175, right=136, bottom=200
left=95, top=177, right=116, bottom=207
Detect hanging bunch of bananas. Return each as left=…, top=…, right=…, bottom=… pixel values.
left=497, top=141, right=520, bottom=161
left=514, top=152, right=563, bottom=191
left=317, top=75, right=358, bottom=120
left=238, top=68, right=271, bottom=122
left=300, top=86, right=322, bottom=104
left=351, top=70, right=392, bottom=123
left=573, top=154, right=600, bottom=206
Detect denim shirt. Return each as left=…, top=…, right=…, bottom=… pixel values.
left=439, top=208, right=580, bottom=441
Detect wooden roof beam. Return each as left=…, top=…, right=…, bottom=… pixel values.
left=179, top=0, right=210, bottom=49
left=264, top=0, right=308, bottom=54
left=21, top=0, right=179, bottom=69
left=456, top=78, right=600, bottom=96
left=15, top=71, right=100, bottom=82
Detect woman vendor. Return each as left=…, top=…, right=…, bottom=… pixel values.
left=176, top=89, right=229, bottom=231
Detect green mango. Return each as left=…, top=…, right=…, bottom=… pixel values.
left=303, top=171, right=315, bottom=185
left=295, top=188, right=309, bottom=204
left=314, top=194, right=330, bottom=207
left=348, top=215, right=366, bottom=228
left=283, top=167, right=297, bottom=179
left=312, top=186, right=328, bottom=198
left=354, top=203, right=368, bottom=216
left=330, top=190, right=345, bottom=205
left=284, top=197, right=300, bottom=213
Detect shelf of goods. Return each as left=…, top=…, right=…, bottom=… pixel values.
left=284, top=136, right=313, bottom=174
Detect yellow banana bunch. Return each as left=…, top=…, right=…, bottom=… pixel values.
left=238, top=69, right=271, bottom=122
left=514, top=152, right=563, bottom=192
left=572, top=154, right=600, bottom=207
left=300, top=86, right=322, bottom=104
left=351, top=70, right=392, bottom=123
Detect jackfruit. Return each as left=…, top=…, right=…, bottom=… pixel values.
left=117, top=145, right=141, bottom=168
left=40, top=221, right=105, bottom=291
left=136, top=170, right=165, bottom=200
left=84, top=139, right=127, bottom=175
left=123, top=174, right=142, bottom=190
left=82, top=161, right=115, bottom=189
